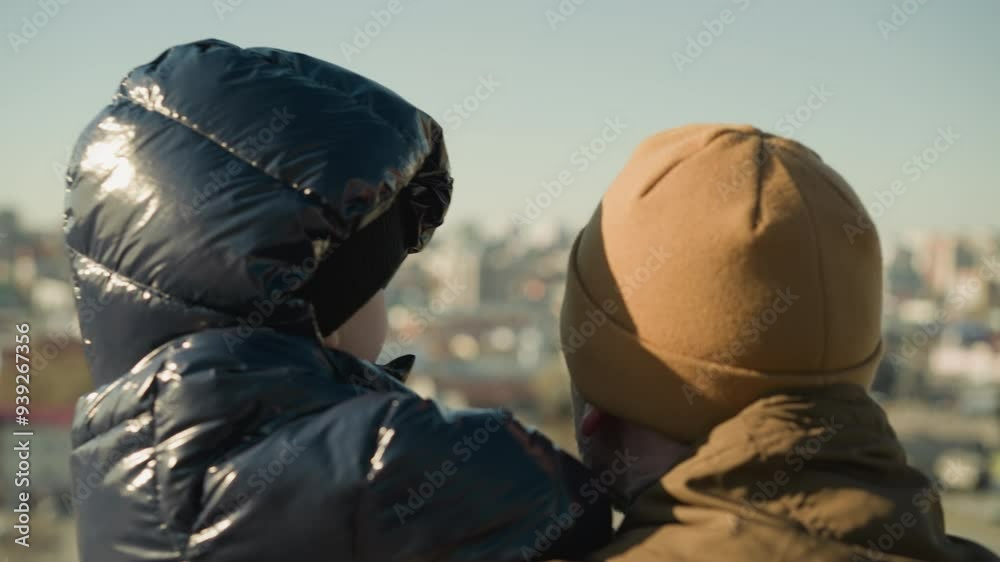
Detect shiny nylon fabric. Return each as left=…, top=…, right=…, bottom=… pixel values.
left=65, top=40, right=612, bottom=561
left=65, top=38, right=451, bottom=384
left=70, top=331, right=611, bottom=561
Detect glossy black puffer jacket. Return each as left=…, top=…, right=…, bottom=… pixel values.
left=65, top=39, right=611, bottom=562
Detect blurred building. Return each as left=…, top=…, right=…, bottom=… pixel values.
left=884, top=231, right=1000, bottom=395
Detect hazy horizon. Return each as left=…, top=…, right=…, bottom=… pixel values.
left=2, top=1, right=997, bottom=237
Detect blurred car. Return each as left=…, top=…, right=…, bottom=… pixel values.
left=901, top=435, right=993, bottom=492
left=957, top=384, right=1000, bottom=417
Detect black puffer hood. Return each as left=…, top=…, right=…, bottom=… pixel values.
left=64, top=38, right=451, bottom=385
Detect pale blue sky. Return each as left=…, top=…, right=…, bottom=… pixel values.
left=1, top=0, right=997, bottom=236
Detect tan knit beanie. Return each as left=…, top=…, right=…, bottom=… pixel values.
left=561, top=124, right=883, bottom=442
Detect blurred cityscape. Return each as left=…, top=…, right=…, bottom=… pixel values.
left=1, top=208, right=999, bottom=557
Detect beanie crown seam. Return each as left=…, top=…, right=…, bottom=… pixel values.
left=769, top=154, right=830, bottom=369
left=775, top=142, right=865, bottom=215
left=799, top=194, right=830, bottom=369
left=751, top=138, right=775, bottom=230
left=639, top=127, right=741, bottom=198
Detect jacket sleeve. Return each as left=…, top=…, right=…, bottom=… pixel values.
left=357, top=395, right=613, bottom=562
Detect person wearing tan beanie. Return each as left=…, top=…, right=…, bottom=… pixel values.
left=561, top=124, right=998, bottom=562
